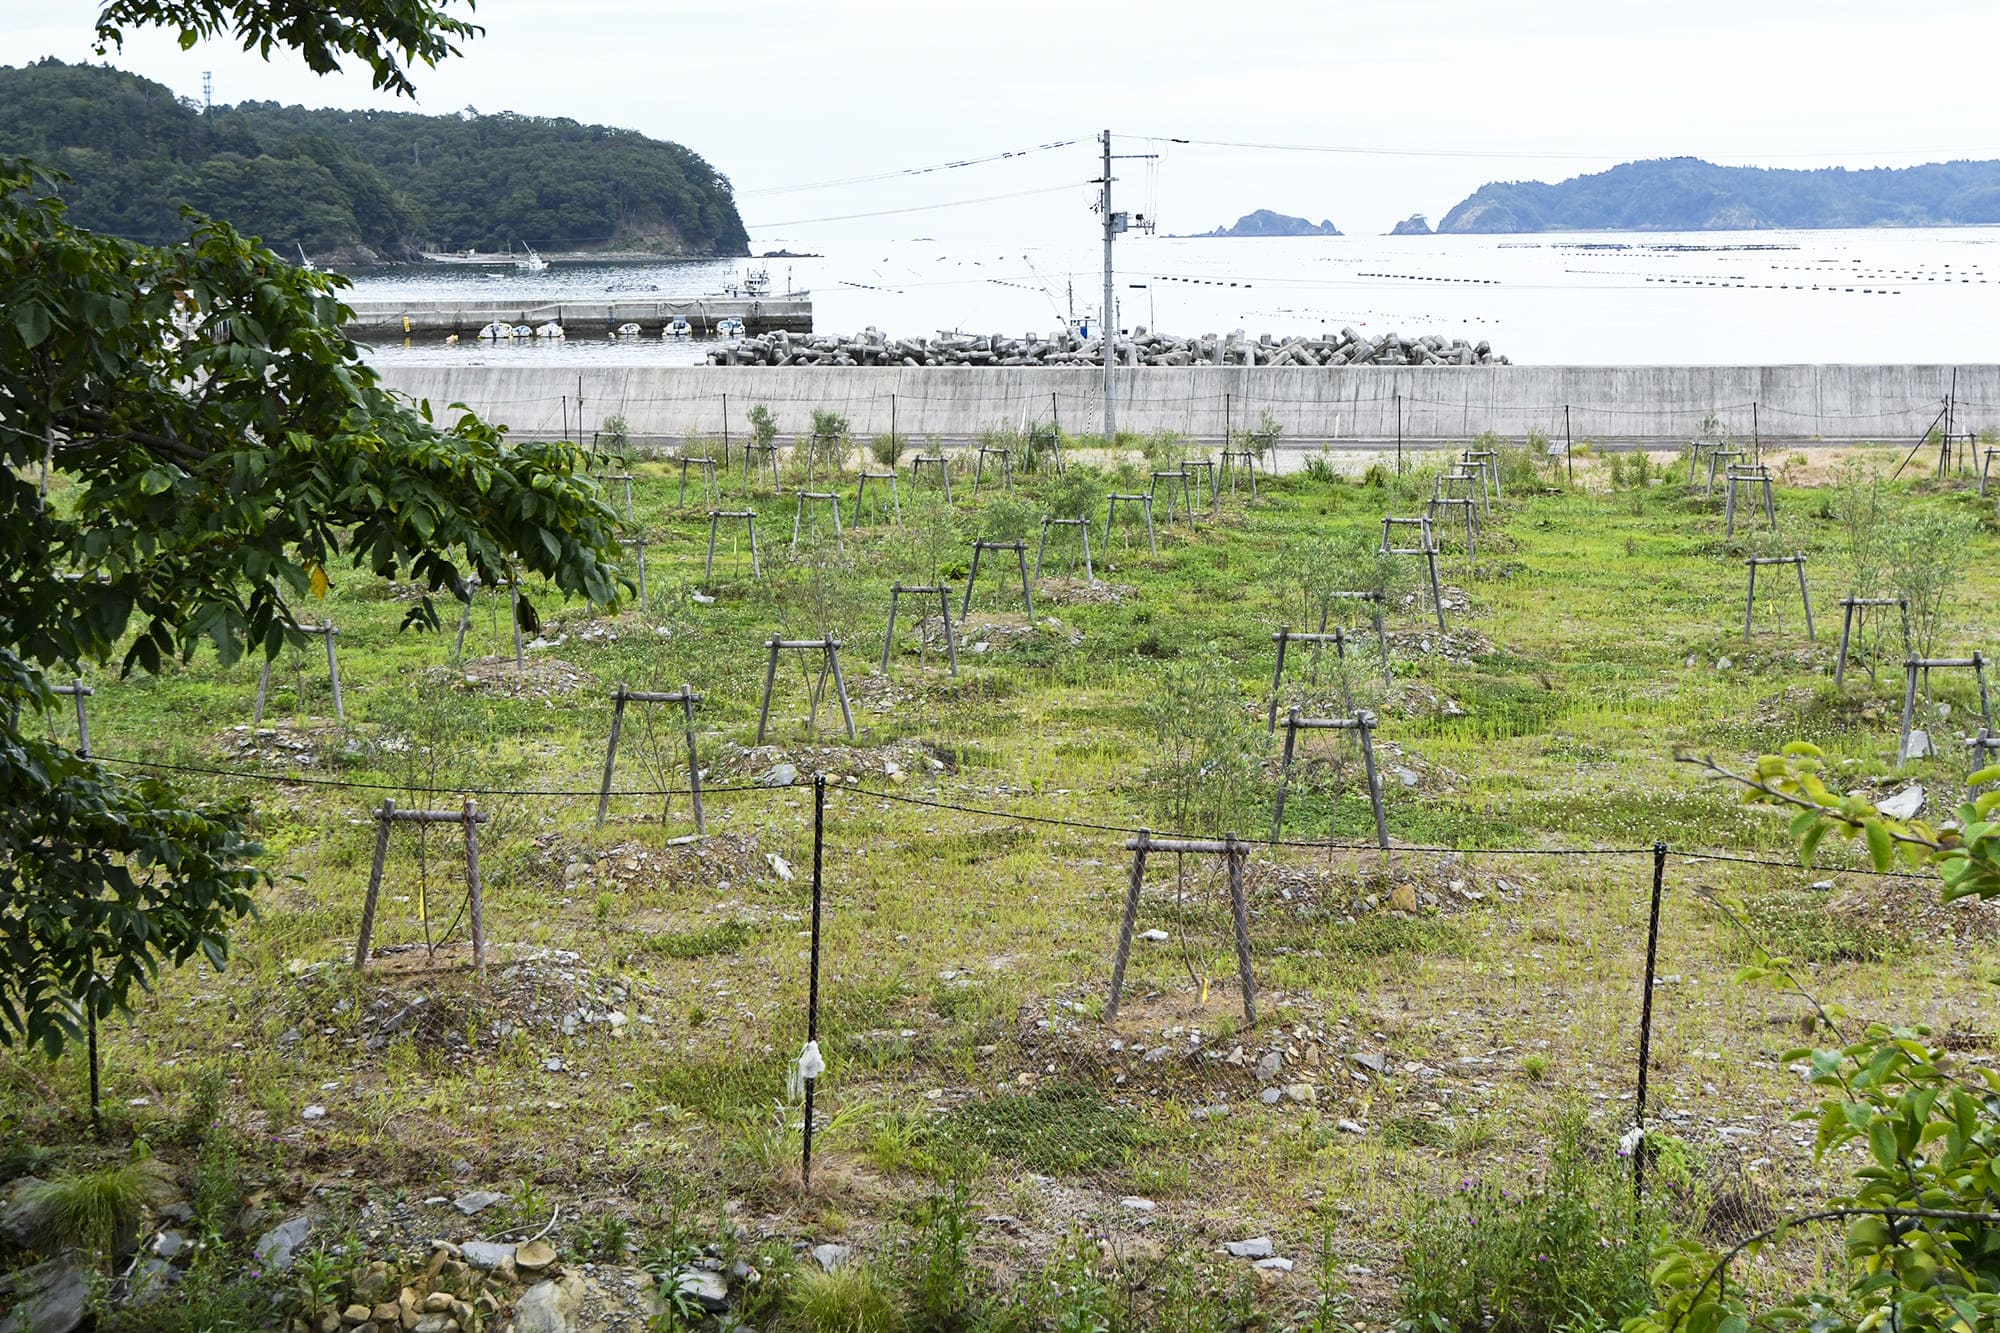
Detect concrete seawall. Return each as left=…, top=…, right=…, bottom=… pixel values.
left=370, top=364, right=2000, bottom=448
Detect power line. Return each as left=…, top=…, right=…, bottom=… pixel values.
left=1129, top=133, right=2000, bottom=164
left=739, top=139, right=1083, bottom=198
left=745, top=181, right=1091, bottom=230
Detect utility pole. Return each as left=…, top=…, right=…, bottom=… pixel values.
left=201, top=70, right=212, bottom=113
left=1094, top=130, right=1159, bottom=440
left=1099, top=130, right=1118, bottom=438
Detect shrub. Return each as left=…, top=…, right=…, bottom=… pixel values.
left=1245, top=408, right=1283, bottom=459
left=870, top=433, right=908, bottom=468
left=1040, top=466, right=1106, bottom=521
left=1398, top=1106, right=1660, bottom=1333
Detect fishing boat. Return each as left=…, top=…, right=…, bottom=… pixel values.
left=614, top=322, right=642, bottom=338
left=715, top=317, right=745, bottom=339
left=515, top=246, right=548, bottom=272
left=478, top=321, right=511, bottom=341
left=665, top=318, right=692, bottom=341
left=535, top=321, right=565, bottom=340
left=511, top=324, right=535, bottom=339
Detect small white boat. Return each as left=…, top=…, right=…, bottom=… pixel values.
left=535, top=321, right=565, bottom=340
left=665, top=318, right=692, bottom=341
left=478, top=321, right=511, bottom=341
left=296, top=243, right=318, bottom=273
left=512, top=324, right=535, bottom=339
left=614, top=322, right=642, bottom=338
left=715, top=317, right=745, bottom=339
left=516, top=246, right=548, bottom=272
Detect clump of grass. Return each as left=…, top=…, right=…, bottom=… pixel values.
left=1320, top=915, right=1466, bottom=959
left=790, top=1262, right=905, bottom=1333
left=642, top=920, right=755, bottom=959
left=939, top=1082, right=1158, bottom=1174
left=1521, top=1053, right=1550, bottom=1082
left=16, top=1157, right=175, bottom=1265
left=1398, top=1106, right=1660, bottom=1333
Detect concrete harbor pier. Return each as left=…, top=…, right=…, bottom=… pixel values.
left=344, top=295, right=812, bottom=339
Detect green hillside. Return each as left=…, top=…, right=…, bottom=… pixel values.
left=0, top=58, right=749, bottom=261
left=1438, top=155, right=2000, bottom=233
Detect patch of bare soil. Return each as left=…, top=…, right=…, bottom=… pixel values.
left=444, top=655, right=597, bottom=699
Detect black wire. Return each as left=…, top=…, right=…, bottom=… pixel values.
left=94, top=754, right=766, bottom=800
left=1674, top=850, right=1930, bottom=881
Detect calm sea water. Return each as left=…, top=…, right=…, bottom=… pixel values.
left=348, top=226, right=2000, bottom=368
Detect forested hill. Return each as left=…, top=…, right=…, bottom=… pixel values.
left=1437, top=156, right=2000, bottom=233
left=0, top=59, right=749, bottom=261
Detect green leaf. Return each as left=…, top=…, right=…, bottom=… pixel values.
left=1863, top=818, right=1893, bottom=871
left=12, top=301, right=50, bottom=348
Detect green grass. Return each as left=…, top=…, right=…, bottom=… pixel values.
left=14, top=441, right=2000, bottom=1329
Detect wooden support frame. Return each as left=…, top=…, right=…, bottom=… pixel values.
left=1106, top=831, right=1257, bottom=1027
left=1035, top=517, right=1095, bottom=583
left=881, top=582, right=958, bottom=675
left=1461, top=448, right=1500, bottom=500
left=255, top=623, right=344, bottom=726
left=1321, top=591, right=1393, bottom=687
left=853, top=470, right=901, bottom=525
left=791, top=491, right=844, bottom=553
left=676, top=456, right=719, bottom=508
left=1380, top=516, right=1447, bottom=633
left=1103, top=493, right=1158, bottom=554
left=1901, top=653, right=1995, bottom=757
left=1724, top=465, right=1777, bottom=537
left=1148, top=469, right=1197, bottom=527
left=355, top=798, right=490, bottom=973
left=1685, top=439, right=1715, bottom=489
left=756, top=638, right=856, bottom=743
left=1980, top=447, right=2000, bottom=498
left=1744, top=554, right=1814, bottom=642
left=741, top=440, right=781, bottom=487
left=705, top=509, right=762, bottom=580
left=1835, top=596, right=1912, bottom=687
left=626, top=535, right=649, bottom=611
left=1266, top=625, right=1355, bottom=731
left=1271, top=707, right=1388, bottom=849
left=602, top=471, right=636, bottom=523
left=597, top=683, right=705, bottom=833
left=1219, top=448, right=1259, bottom=498
left=1441, top=465, right=1490, bottom=518
left=962, top=540, right=1035, bottom=621
left=907, top=454, right=952, bottom=503
left=1183, top=458, right=1219, bottom=513
left=49, top=678, right=94, bottom=757
left=972, top=445, right=1013, bottom=495
left=1705, top=448, right=1744, bottom=497
left=1426, top=491, right=1480, bottom=557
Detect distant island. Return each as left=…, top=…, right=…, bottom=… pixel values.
left=0, top=58, right=749, bottom=262
left=1437, top=156, right=2000, bottom=232
left=1184, top=209, right=1341, bottom=238
left=1388, top=214, right=1433, bottom=235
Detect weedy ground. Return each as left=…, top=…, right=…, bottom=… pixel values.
left=7, top=437, right=2000, bottom=1330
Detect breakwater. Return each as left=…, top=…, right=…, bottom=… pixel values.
left=369, top=363, right=1999, bottom=450
left=707, top=327, right=1508, bottom=367
left=345, top=295, right=812, bottom=339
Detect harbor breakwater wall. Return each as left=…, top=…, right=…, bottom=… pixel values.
left=370, top=363, right=2000, bottom=449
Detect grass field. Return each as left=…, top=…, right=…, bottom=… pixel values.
left=8, top=432, right=1999, bottom=1332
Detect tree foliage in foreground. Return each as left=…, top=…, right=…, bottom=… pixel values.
left=0, top=156, right=627, bottom=1056
left=1628, top=748, right=2000, bottom=1333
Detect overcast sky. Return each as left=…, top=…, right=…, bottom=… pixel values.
left=8, top=1, right=2000, bottom=243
